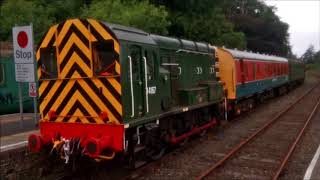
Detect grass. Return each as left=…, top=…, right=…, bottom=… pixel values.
left=306, top=63, right=320, bottom=83
left=306, top=63, right=320, bottom=70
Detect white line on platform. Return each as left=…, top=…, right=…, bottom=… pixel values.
left=0, top=141, right=27, bottom=151
left=304, top=145, right=320, bottom=180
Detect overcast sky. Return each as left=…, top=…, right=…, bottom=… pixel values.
left=264, top=0, right=320, bottom=56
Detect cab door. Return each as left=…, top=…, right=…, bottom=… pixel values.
left=142, top=47, right=159, bottom=115
left=129, top=45, right=145, bottom=117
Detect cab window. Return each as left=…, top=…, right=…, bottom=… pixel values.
left=39, top=47, right=58, bottom=79
left=145, top=51, right=155, bottom=80
left=130, top=45, right=142, bottom=80
left=0, top=64, right=5, bottom=85
left=93, top=40, right=118, bottom=76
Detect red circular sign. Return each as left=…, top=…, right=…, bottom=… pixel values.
left=17, top=31, right=28, bottom=48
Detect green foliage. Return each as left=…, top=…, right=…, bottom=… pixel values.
left=0, top=0, right=291, bottom=56
left=226, top=0, right=290, bottom=56
left=0, top=0, right=84, bottom=43
left=82, top=0, right=170, bottom=35
left=302, top=45, right=320, bottom=64
left=153, top=0, right=246, bottom=49
left=0, top=0, right=54, bottom=42
left=35, top=0, right=84, bottom=22
left=306, top=63, right=320, bottom=72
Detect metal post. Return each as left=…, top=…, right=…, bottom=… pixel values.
left=31, top=23, right=38, bottom=125
left=33, top=95, right=38, bottom=125
left=18, top=82, right=24, bottom=128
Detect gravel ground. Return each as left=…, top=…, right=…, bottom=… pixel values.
left=125, top=72, right=320, bottom=180
left=208, top=83, right=320, bottom=180
left=278, top=99, right=320, bottom=180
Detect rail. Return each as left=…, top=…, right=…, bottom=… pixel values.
left=196, top=83, right=320, bottom=180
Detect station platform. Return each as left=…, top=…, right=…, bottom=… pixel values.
left=0, top=113, right=38, bottom=136
left=304, top=145, right=320, bottom=180
left=0, top=130, right=38, bottom=152
left=0, top=113, right=39, bottom=152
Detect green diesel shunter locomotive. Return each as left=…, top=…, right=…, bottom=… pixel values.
left=28, top=19, right=224, bottom=167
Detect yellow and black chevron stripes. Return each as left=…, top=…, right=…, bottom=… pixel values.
left=37, top=19, right=122, bottom=124
left=39, top=78, right=122, bottom=124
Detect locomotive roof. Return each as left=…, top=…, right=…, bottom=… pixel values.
left=102, top=22, right=213, bottom=54
left=150, top=34, right=214, bottom=54
left=224, top=48, right=288, bottom=62
left=103, top=22, right=157, bottom=45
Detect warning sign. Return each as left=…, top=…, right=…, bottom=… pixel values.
left=12, top=25, right=35, bottom=82
left=29, top=82, right=37, bottom=97
left=15, top=63, right=35, bottom=82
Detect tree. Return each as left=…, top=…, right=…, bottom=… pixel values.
left=301, top=45, right=315, bottom=64
left=150, top=0, right=246, bottom=49
left=0, top=0, right=54, bottom=42
left=225, top=0, right=291, bottom=57
left=82, top=0, right=170, bottom=35
left=314, top=50, right=320, bottom=63
left=35, top=0, right=84, bottom=22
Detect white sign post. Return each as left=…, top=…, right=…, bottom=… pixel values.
left=12, top=25, right=37, bottom=126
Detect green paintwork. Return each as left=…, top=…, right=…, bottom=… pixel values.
left=178, top=87, right=208, bottom=106
left=236, top=75, right=289, bottom=99
left=117, top=34, right=223, bottom=128
left=0, top=57, right=33, bottom=114
left=288, top=59, right=305, bottom=82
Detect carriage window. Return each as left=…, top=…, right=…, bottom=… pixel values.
left=244, top=63, right=249, bottom=80
left=253, top=63, right=256, bottom=79
left=93, top=40, right=118, bottom=76
left=145, top=51, right=155, bottom=80
left=40, top=47, right=58, bottom=79
left=0, top=64, right=5, bottom=85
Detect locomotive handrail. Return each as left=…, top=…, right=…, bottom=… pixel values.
left=128, top=56, right=135, bottom=117
left=143, top=57, right=149, bottom=113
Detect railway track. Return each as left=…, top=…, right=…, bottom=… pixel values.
left=196, top=83, right=320, bottom=180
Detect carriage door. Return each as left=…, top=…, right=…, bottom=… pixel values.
left=129, top=45, right=145, bottom=117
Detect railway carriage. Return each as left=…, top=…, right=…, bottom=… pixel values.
left=216, top=48, right=291, bottom=115
left=288, top=59, right=305, bottom=86
left=28, top=18, right=224, bottom=167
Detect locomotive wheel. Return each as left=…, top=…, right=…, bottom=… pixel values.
left=145, top=128, right=168, bottom=161
left=146, top=140, right=167, bottom=161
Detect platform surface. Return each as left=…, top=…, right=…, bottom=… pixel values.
left=304, top=145, right=320, bottom=180
left=0, top=113, right=39, bottom=152
left=0, top=113, right=39, bottom=137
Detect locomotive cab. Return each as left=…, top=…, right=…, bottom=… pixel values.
left=29, top=19, right=124, bottom=161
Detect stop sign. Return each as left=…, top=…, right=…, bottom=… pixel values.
left=12, top=25, right=35, bottom=82
left=12, top=25, right=34, bottom=64
left=17, top=31, right=28, bottom=48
